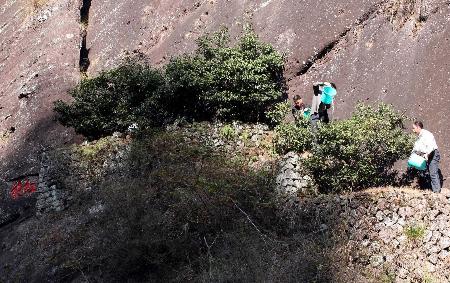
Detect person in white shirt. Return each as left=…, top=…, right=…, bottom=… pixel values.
left=412, top=121, right=441, bottom=193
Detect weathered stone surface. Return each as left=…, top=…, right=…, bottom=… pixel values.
left=439, top=237, right=450, bottom=250
left=1, top=0, right=449, bottom=190
left=277, top=187, right=450, bottom=282
left=275, top=151, right=316, bottom=199
left=0, top=0, right=80, bottom=181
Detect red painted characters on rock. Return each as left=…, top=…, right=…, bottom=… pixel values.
left=10, top=180, right=37, bottom=200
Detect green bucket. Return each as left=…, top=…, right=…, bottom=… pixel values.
left=407, top=153, right=427, bottom=171
left=303, top=107, right=311, bottom=119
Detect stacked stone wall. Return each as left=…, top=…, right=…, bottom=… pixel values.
left=282, top=188, right=450, bottom=282
left=36, top=152, right=70, bottom=214
left=28, top=123, right=450, bottom=281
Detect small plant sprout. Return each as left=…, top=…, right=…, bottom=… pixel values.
left=404, top=225, right=426, bottom=241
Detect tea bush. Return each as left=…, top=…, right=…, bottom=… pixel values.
left=274, top=103, right=414, bottom=193
left=273, top=121, right=313, bottom=154
left=55, top=28, right=286, bottom=139
left=266, top=101, right=291, bottom=126
left=54, top=59, right=166, bottom=140
left=165, top=27, right=286, bottom=123
left=305, top=104, right=414, bottom=193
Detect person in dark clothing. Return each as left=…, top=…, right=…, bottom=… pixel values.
left=291, top=95, right=307, bottom=121
left=310, top=82, right=336, bottom=128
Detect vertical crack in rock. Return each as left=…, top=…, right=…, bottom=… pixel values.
left=296, top=1, right=388, bottom=76
left=79, top=0, right=91, bottom=74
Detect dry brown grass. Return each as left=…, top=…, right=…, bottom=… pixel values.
left=357, top=186, right=450, bottom=196
left=25, top=0, right=50, bottom=14
left=31, top=0, right=49, bottom=9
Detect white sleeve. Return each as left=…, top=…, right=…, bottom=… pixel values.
left=414, top=132, right=436, bottom=155
left=413, top=137, right=426, bottom=154
left=413, top=140, right=422, bottom=153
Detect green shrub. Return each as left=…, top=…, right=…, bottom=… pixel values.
left=273, top=122, right=313, bottom=154
left=380, top=271, right=396, bottom=283
left=423, top=273, right=435, bottom=283
left=75, top=136, right=122, bottom=161
left=305, top=103, right=414, bottom=193
left=56, top=28, right=286, bottom=139
left=266, top=101, right=290, bottom=126
left=273, top=103, right=414, bottom=193
left=404, top=225, right=426, bottom=240
left=54, top=59, right=167, bottom=140
left=220, top=124, right=236, bottom=140
left=165, top=27, right=286, bottom=123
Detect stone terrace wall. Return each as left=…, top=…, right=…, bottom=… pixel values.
left=282, top=188, right=450, bottom=282
left=35, top=136, right=131, bottom=215
left=36, top=152, right=70, bottom=214
left=34, top=123, right=275, bottom=214
left=167, top=122, right=272, bottom=150
left=29, top=124, right=450, bottom=281
left=275, top=151, right=315, bottom=200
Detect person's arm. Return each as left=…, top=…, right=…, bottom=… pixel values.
left=311, top=95, right=320, bottom=114
left=412, top=141, right=423, bottom=155
left=421, top=133, right=435, bottom=157
left=412, top=137, right=430, bottom=158
left=312, top=83, right=323, bottom=114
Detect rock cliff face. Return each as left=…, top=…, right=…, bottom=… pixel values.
left=0, top=0, right=81, bottom=182
left=1, top=0, right=449, bottom=182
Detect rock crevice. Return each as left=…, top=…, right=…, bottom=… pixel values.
left=79, top=0, right=91, bottom=73
left=296, top=1, right=387, bottom=76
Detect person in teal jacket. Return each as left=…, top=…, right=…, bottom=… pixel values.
left=310, top=82, right=336, bottom=128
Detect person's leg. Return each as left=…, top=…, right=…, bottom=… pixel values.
left=321, top=110, right=329, bottom=124
left=310, top=113, right=319, bottom=130
left=310, top=113, right=320, bottom=146
left=428, top=150, right=441, bottom=193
